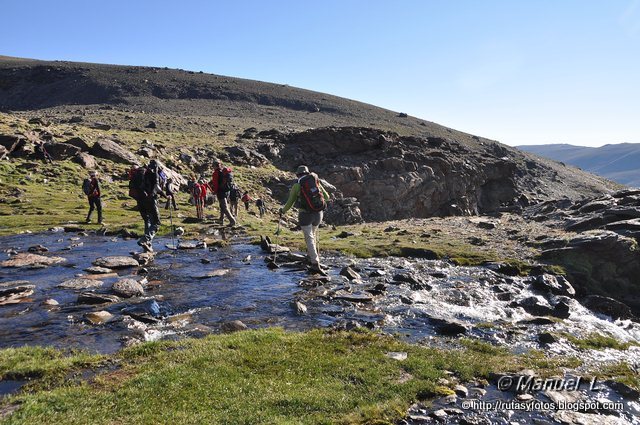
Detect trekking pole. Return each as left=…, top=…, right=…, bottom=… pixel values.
left=274, top=212, right=282, bottom=266
left=169, top=202, right=177, bottom=250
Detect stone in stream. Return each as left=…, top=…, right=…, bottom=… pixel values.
left=58, top=278, right=104, bottom=290
left=77, top=292, right=121, bottom=305
left=112, top=279, right=144, bottom=298
left=538, top=332, right=558, bottom=345
left=122, top=299, right=167, bottom=323
left=531, top=274, right=575, bottom=297
left=84, top=266, right=113, bottom=274
left=339, top=266, right=361, bottom=281
left=27, top=244, right=49, bottom=253
left=582, top=295, right=636, bottom=320
left=292, top=300, right=307, bottom=315
left=132, top=252, right=155, bottom=266
left=93, top=256, right=139, bottom=269
left=453, top=384, right=468, bottom=398
left=194, top=269, right=230, bottom=279
left=85, top=310, right=114, bottom=325
left=429, top=317, right=469, bottom=336
left=0, top=285, right=35, bottom=305
left=392, top=273, right=432, bottom=290
left=1, top=253, right=66, bottom=268
left=221, top=320, right=248, bottom=333
left=42, top=298, right=59, bottom=306
left=333, top=290, right=373, bottom=303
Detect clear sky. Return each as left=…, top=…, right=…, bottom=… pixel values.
left=2, top=0, right=639, bottom=147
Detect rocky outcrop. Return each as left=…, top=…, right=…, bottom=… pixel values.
left=90, top=139, right=139, bottom=165
left=260, top=127, right=588, bottom=222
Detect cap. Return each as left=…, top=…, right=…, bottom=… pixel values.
left=296, top=165, right=309, bottom=175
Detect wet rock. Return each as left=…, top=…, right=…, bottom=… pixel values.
left=482, top=262, right=522, bottom=277
left=582, top=295, right=636, bottom=320
left=469, top=388, right=487, bottom=398
left=339, top=266, right=361, bottom=281
left=112, top=279, right=144, bottom=298
left=0, top=284, right=35, bottom=305
left=366, top=283, right=387, bottom=296
left=454, top=385, right=468, bottom=398
left=93, top=256, right=139, bottom=269
left=519, top=317, right=557, bottom=325
left=554, top=410, right=623, bottom=425
left=292, top=300, right=307, bottom=315
left=58, top=278, right=104, bottom=290
left=531, top=274, right=575, bottom=297
left=369, top=269, right=387, bottom=277
left=1, top=253, right=66, bottom=268
left=122, top=299, right=167, bottom=323
left=27, top=244, right=49, bottom=253
left=333, top=291, right=373, bottom=303
left=200, top=258, right=211, bottom=264
left=77, top=292, right=120, bottom=305
left=133, top=252, right=155, bottom=266
left=90, top=139, right=139, bottom=165
left=604, top=380, right=640, bottom=399
left=392, top=273, right=432, bottom=290
left=195, top=269, right=230, bottom=279
left=84, top=266, right=113, bottom=274
left=42, top=298, right=59, bottom=306
left=221, top=320, right=248, bottom=333
left=429, top=317, right=468, bottom=335
left=538, top=332, right=558, bottom=345
left=85, top=310, right=114, bottom=324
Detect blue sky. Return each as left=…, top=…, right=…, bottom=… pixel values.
left=2, top=0, right=639, bottom=147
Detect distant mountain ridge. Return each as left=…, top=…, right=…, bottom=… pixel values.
left=517, top=143, right=640, bottom=188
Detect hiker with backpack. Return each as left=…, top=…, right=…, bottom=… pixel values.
left=241, top=191, right=253, bottom=211
left=164, top=178, right=178, bottom=211
left=256, top=197, right=267, bottom=218
left=229, top=184, right=241, bottom=218
left=129, top=160, right=165, bottom=252
left=83, top=171, right=103, bottom=224
left=279, top=165, right=329, bottom=273
left=209, top=161, right=236, bottom=227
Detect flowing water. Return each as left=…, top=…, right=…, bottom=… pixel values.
left=1, top=230, right=639, bottom=421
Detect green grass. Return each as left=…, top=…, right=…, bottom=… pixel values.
left=558, top=332, right=640, bottom=351
left=0, top=328, right=588, bottom=425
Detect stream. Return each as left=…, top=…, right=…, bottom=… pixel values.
left=1, top=229, right=639, bottom=423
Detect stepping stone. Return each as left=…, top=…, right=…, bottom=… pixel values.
left=1, top=253, right=66, bottom=268
left=93, top=256, right=139, bottom=269
left=77, top=292, right=120, bottom=305
left=58, top=278, right=104, bottom=290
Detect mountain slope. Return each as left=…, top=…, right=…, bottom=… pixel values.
left=0, top=55, right=621, bottom=213
left=518, top=143, right=640, bottom=187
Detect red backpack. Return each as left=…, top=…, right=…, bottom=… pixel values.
left=299, top=174, right=327, bottom=212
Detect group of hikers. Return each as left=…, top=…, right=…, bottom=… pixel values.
left=82, top=161, right=328, bottom=271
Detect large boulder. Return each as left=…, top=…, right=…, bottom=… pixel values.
left=90, top=139, right=139, bottom=165
left=112, top=278, right=144, bottom=298
left=64, top=137, right=91, bottom=151
left=44, top=141, right=81, bottom=160
left=73, top=152, right=97, bottom=169
left=540, top=231, right=640, bottom=315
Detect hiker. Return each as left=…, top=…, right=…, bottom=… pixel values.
left=35, top=141, right=53, bottom=163
left=197, top=179, right=208, bottom=219
left=83, top=171, right=103, bottom=224
left=241, top=191, right=253, bottom=211
left=130, top=160, right=165, bottom=252
left=279, top=165, right=329, bottom=272
left=229, top=184, right=241, bottom=218
left=209, top=161, right=236, bottom=226
left=256, top=197, right=266, bottom=218
left=164, top=178, right=178, bottom=211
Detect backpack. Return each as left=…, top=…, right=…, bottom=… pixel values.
left=299, top=174, right=326, bottom=212
left=229, top=185, right=240, bottom=201
left=128, top=167, right=147, bottom=199
left=221, top=169, right=234, bottom=193
left=82, top=178, right=92, bottom=196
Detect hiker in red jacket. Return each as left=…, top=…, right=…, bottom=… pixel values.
left=209, top=161, right=236, bottom=226
left=84, top=170, right=103, bottom=224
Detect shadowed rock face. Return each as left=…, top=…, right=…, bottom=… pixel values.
left=263, top=127, right=556, bottom=221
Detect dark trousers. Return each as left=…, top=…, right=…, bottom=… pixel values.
left=87, top=196, right=103, bottom=223
left=137, top=197, right=160, bottom=242
left=165, top=195, right=177, bottom=210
